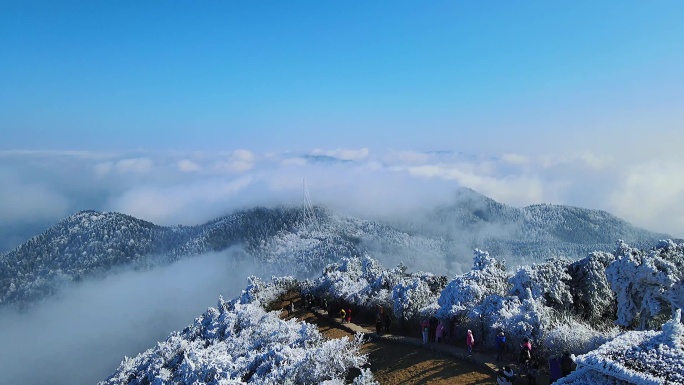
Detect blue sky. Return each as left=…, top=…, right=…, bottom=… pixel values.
left=2, top=1, right=683, bottom=153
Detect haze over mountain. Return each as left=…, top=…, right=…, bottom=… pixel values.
left=0, top=188, right=668, bottom=309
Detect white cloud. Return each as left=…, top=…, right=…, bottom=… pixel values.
left=115, top=157, right=154, bottom=174
left=0, top=251, right=261, bottom=385
left=312, top=147, right=369, bottom=161
left=381, top=150, right=431, bottom=165
left=2, top=147, right=684, bottom=250
left=109, top=176, right=253, bottom=225
left=0, top=168, right=69, bottom=225
left=501, top=153, right=531, bottom=166
left=607, top=159, right=684, bottom=236
left=95, top=157, right=155, bottom=176
left=177, top=159, right=201, bottom=172
left=406, top=163, right=552, bottom=206
left=280, top=157, right=307, bottom=167
left=213, top=149, right=255, bottom=173
left=94, top=161, right=114, bottom=177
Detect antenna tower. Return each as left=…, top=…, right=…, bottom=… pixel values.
left=303, top=178, right=319, bottom=232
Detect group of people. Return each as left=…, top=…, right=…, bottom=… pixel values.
left=339, top=307, right=352, bottom=323
left=419, top=316, right=446, bottom=344
left=375, top=306, right=392, bottom=335
left=497, top=336, right=574, bottom=385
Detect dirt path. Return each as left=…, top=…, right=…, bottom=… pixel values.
left=291, top=310, right=495, bottom=384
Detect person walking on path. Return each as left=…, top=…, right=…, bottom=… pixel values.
left=466, top=329, right=475, bottom=355
left=346, top=308, right=352, bottom=323
left=339, top=308, right=346, bottom=323
left=435, top=321, right=445, bottom=343
left=420, top=319, right=430, bottom=344
left=495, top=331, right=506, bottom=361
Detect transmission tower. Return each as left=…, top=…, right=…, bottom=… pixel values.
left=303, top=178, right=319, bottom=232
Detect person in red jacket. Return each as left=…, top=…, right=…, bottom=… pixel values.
left=346, top=308, right=352, bottom=323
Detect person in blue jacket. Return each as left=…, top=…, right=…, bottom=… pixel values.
left=495, top=331, right=506, bottom=361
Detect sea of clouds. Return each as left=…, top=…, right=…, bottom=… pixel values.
left=1, top=147, right=682, bottom=253
left=1, top=147, right=683, bottom=385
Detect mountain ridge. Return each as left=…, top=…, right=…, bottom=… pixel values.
left=0, top=189, right=670, bottom=308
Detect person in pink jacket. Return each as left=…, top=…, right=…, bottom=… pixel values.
left=466, top=329, right=475, bottom=355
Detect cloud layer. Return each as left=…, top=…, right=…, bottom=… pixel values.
left=1, top=147, right=682, bottom=253
left=0, top=251, right=259, bottom=385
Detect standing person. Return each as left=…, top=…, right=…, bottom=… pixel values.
left=375, top=307, right=383, bottom=335
left=495, top=331, right=506, bottom=361
left=429, top=316, right=438, bottom=342
left=339, top=308, right=346, bottom=323
left=420, top=319, right=430, bottom=344
left=549, top=355, right=562, bottom=383
left=346, top=308, right=352, bottom=323
left=561, top=351, right=573, bottom=377
left=521, top=337, right=532, bottom=352
left=519, top=338, right=532, bottom=374
left=383, top=310, right=391, bottom=333
left=435, top=321, right=445, bottom=343
left=466, top=329, right=475, bottom=355
left=527, top=359, right=539, bottom=385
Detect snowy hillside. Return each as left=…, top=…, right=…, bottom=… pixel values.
left=0, top=189, right=669, bottom=308
left=413, top=188, right=669, bottom=261
left=100, top=277, right=376, bottom=385
left=102, top=238, right=684, bottom=385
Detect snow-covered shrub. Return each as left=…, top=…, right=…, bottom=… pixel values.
left=101, top=290, right=374, bottom=384
left=542, top=314, right=619, bottom=358
left=567, top=251, right=616, bottom=325
left=509, top=257, right=573, bottom=310
left=392, top=275, right=440, bottom=320
left=557, top=310, right=684, bottom=385
left=311, top=256, right=393, bottom=308
left=607, top=240, right=684, bottom=329
left=437, top=249, right=509, bottom=319
left=472, top=288, right=552, bottom=350
left=310, top=256, right=442, bottom=321
left=239, top=275, right=299, bottom=308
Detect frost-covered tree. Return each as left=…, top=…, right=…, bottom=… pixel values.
left=607, top=240, right=684, bottom=329
left=509, top=257, right=573, bottom=311
left=311, top=256, right=395, bottom=308
left=309, top=256, right=445, bottom=323
left=101, top=278, right=376, bottom=385
left=437, top=249, right=509, bottom=319
left=392, top=276, right=439, bottom=320
left=567, top=251, right=616, bottom=325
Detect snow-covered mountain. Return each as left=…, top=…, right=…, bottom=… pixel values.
left=405, top=188, right=670, bottom=262
left=0, top=189, right=669, bottom=308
